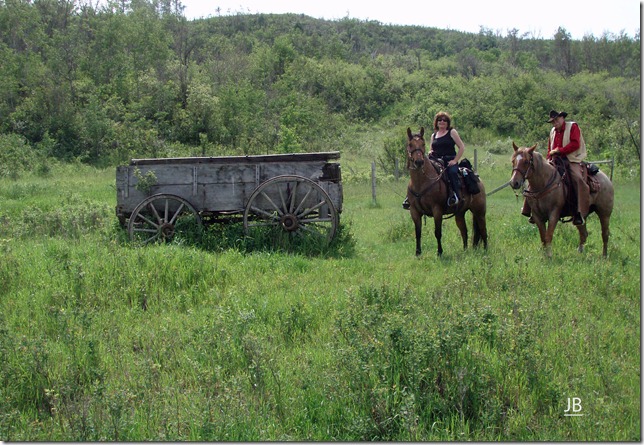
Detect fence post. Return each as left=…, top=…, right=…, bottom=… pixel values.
left=474, top=148, right=478, bottom=173
left=371, top=161, right=377, bottom=205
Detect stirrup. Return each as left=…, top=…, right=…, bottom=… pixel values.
left=573, top=213, right=585, bottom=226
left=447, top=193, right=459, bottom=207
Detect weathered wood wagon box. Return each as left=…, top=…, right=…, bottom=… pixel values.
left=116, top=152, right=342, bottom=244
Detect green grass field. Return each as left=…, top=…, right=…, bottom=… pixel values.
left=0, top=153, right=639, bottom=441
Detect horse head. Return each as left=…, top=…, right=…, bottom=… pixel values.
left=510, top=142, right=538, bottom=189
left=406, top=127, right=426, bottom=170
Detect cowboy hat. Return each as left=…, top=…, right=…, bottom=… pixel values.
left=547, top=110, right=568, bottom=122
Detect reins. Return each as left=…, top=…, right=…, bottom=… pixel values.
left=522, top=169, right=561, bottom=199
left=407, top=156, right=445, bottom=199
left=513, top=152, right=562, bottom=200
left=407, top=151, right=455, bottom=218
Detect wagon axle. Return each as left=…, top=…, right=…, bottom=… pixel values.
left=160, top=222, right=176, bottom=239
left=280, top=214, right=299, bottom=232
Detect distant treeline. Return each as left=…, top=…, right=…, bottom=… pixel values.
left=0, top=0, right=639, bottom=169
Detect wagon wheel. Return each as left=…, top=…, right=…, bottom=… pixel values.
left=243, top=175, right=338, bottom=244
left=127, top=193, right=202, bottom=244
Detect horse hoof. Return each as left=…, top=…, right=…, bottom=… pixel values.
left=578, top=245, right=585, bottom=253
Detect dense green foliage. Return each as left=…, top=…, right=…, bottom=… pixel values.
left=0, top=0, right=640, bottom=169
left=0, top=157, right=639, bottom=441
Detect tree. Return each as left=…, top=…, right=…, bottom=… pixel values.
left=553, top=27, right=573, bottom=76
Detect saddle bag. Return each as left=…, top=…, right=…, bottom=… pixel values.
left=461, top=168, right=481, bottom=195
left=458, top=158, right=473, bottom=170
left=586, top=162, right=600, bottom=176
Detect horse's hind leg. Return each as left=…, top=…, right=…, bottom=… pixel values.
left=598, top=213, right=611, bottom=257
left=576, top=223, right=588, bottom=253
left=455, top=213, right=468, bottom=249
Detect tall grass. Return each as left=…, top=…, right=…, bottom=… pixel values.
left=0, top=155, right=639, bottom=441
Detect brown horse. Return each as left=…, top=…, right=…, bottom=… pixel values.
left=509, top=142, right=614, bottom=258
left=406, top=127, right=488, bottom=256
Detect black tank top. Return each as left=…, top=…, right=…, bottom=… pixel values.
left=431, top=129, right=456, bottom=158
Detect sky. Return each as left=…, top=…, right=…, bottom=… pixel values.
left=179, top=0, right=640, bottom=40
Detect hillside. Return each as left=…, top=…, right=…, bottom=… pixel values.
left=0, top=0, right=640, bottom=171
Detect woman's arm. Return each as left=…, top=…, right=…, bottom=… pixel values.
left=450, top=129, right=465, bottom=166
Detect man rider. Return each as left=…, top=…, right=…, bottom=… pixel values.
left=521, top=110, right=589, bottom=226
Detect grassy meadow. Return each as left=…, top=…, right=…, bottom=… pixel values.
left=0, top=150, right=640, bottom=441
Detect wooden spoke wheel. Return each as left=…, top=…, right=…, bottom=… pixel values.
left=127, top=194, right=202, bottom=244
left=243, top=175, right=339, bottom=244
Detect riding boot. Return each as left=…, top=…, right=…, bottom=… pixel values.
left=445, top=165, right=461, bottom=207
left=573, top=213, right=585, bottom=226
left=521, top=198, right=531, bottom=217
left=402, top=197, right=410, bottom=210
left=521, top=199, right=535, bottom=224
left=452, top=178, right=462, bottom=204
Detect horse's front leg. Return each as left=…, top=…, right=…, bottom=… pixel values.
left=543, top=214, right=560, bottom=259
left=455, top=213, right=468, bottom=249
left=411, top=211, right=423, bottom=256
left=533, top=217, right=549, bottom=254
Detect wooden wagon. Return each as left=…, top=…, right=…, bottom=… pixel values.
left=115, top=152, right=342, bottom=245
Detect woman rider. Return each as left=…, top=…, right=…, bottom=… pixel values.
left=403, top=111, right=465, bottom=209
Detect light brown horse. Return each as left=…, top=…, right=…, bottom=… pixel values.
left=509, top=142, right=614, bottom=258
left=406, top=127, right=487, bottom=256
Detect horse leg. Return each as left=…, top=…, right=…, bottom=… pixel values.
left=576, top=222, right=588, bottom=253
left=412, top=213, right=423, bottom=257
left=433, top=213, right=443, bottom=257
left=455, top=213, right=468, bottom=249
left=533, top=217, right=550, bottom=256
left=543, top=215, right=560, bottom=259
left=598, top=213, right=611, bottom=258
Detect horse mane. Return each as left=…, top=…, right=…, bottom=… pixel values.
left=512, top=145, right=550, bottom=174
left=530, top=149, right=547, bottom=172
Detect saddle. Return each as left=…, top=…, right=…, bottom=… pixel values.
left=429, top=157, right=481, bottom=207
left=551, top=157, right=601, bottom=192
left=458, top=158, right=481, bottom=195
left=550, top=157, right=601, bottom=218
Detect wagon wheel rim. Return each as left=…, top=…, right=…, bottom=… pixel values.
left=243, top=175, right=338, bottom=244
left=127, top=194, right=202, bottom=245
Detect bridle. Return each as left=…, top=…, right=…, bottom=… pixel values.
left=407, top=136, right=446, bottom=209
left=513, top=150, right=561, bottom=199
left=511, top=152, right=533, bottom=182
left=407, top=135, right=427, bottom=171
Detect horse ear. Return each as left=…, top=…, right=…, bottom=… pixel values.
left=420, top=127, right=424, bottom=138
left=407, top=127, right=412, bottom=140
left=527, top=144, right=537, bottom=154
left=512, top=141, right=519, bottom=152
